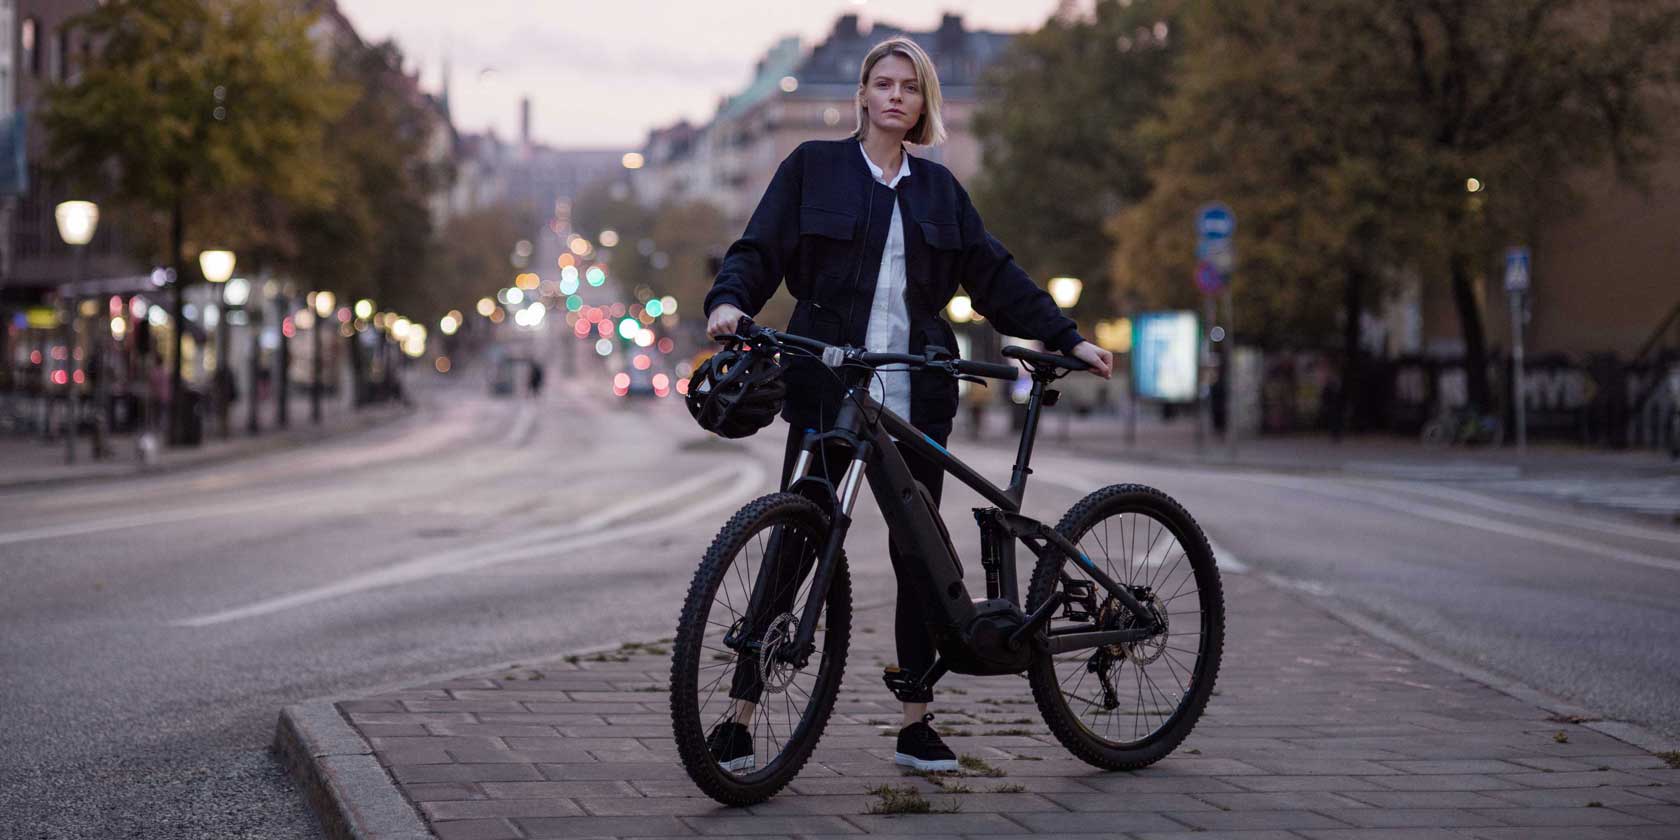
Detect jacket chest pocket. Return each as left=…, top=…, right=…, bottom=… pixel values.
left=917, top=220, right=961, bottom=251
left=801, top=205, right=857, bottom=241
left=798, top=205, right=858, bottom=301
left=910, top=219, right=963, bottom=310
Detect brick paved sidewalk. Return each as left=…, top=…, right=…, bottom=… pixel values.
left=279, top=572, right=1680, bottom=839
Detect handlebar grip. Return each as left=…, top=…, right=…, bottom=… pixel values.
left=955, top=359, right=1020, bottom=381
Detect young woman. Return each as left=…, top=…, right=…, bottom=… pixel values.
left=702, top=36, right=1112, bottom=772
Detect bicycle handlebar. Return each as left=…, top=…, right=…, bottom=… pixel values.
left=722, top=320, right=1020, bottom=382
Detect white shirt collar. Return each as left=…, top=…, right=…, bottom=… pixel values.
left=859, top=141, right=911, bottom=189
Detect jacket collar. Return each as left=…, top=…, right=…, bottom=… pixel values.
left=858, top=140, right=912, bottom=188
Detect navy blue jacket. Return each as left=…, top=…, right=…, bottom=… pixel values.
left=703, top=138, right=1084, bottom=437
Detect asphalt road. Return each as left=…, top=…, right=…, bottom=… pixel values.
left=1, top=366, right=1675, bottom=838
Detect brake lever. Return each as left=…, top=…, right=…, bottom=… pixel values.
left=957, top=374, right=988, bottom=388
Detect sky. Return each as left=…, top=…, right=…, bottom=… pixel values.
left=335, top=0, right=1062, bottom=149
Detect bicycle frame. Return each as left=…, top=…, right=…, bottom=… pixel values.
left=739, top=360, right=1160, bottom=685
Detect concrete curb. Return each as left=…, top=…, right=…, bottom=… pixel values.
left=270, top=634, right=663, bottom=840
left=274, top=702, right=431, bottom=840
left=266, top=599, right=906, bottom=840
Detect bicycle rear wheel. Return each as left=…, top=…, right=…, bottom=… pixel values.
left=1026, top=484, right=1224, bottom=770
left=670, top=492, right=850, bottom=805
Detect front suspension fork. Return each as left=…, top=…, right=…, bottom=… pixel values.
left=731, top=445, right=871, bottom=669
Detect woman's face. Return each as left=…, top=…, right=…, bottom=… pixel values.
left=859, top=53, right=923, bottom=139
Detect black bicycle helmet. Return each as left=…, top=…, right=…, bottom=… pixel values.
left=687, top=346, right=786, bottom=438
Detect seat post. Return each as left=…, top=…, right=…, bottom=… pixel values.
left=1008, top=374, right=1051, bottom=500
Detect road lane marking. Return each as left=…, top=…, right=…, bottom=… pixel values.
left=1236, top=475, right=1680, bottom=574
left=1360, top=480, right=1680, bottom=545
left=0, top=403, right=525, bottom=544
left=0, top=454, right=528, bottom=548
left=0, top=488, right=343, bottom=547
left=171, top=462, right=769, bottom=627
left=500, top=401, right=538, bottom=447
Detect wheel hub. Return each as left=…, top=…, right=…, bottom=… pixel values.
left=1095, top=590, right=1169, bottom=665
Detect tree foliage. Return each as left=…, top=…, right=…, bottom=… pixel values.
left=424, top=205, right=523, bottom=320
left=290, top=38, right=447, bottom=316
left=1111, top=0, right=1680, bottom=405
left=41, top=0, right=348, bottom=268
left=970, top=0, right=1185, bottom=323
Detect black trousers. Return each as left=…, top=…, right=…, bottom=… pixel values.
left=726, top=423, right=948, bottom=704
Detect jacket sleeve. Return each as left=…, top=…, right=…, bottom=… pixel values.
left=956, top=185, right=1084, bottom=353
left=703, top=145, right=803, bottom=318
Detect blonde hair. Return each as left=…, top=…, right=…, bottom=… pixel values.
left=853, top=37, right=946, bottom=146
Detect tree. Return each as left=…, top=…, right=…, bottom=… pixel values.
left=290, top=38, right=448, bottom=318
left=42, top=0, right=347, bottom=443
left=1110, top=0, right=1431, bottom=358
left=647, top=200, right=730, bottom=319
left=1113, top=0, right=1680, bottom=415
left=970, top=0, right=1186, bottom=324
left=1377, top=0, right=1680, bottom=413
left=427, top=204, right=524, bottom=319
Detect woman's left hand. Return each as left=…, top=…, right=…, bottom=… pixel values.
left=1070, top=341, right=1113, bottom=379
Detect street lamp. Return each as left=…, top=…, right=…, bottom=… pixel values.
left=1048, top=276, right=1084, bottom=309
left=311, top=290, right=335, bottom=424
left=54, top=201, right=100, bottom=463
left=946, top=295, right=974, bottom=324
left=55, top=201, right=99, bottom=246
left=1046, top=277, right=1084, bottom=443
left=198, top=249, right=235, bottom=284
left=197, top=250, right=237, bottom=438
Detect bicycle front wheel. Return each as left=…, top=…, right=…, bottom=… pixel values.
left=1027, top=484, right=1224, bottom=770
left=670, top=492, right=850, bottom=806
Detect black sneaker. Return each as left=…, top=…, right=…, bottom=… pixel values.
left=894, top=713, right=958, bottom=772
left=706, top=721, right=754, bottom=772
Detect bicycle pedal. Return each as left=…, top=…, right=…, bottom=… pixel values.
left=881, top=666, right=933, bottom=704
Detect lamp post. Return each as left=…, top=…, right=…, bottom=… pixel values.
left=196, top=249, right=235, bottom=444
left=221, top=277, right=250, bottom=439
left=353, top=299, right=374, bottom=406
left=276, top=285, right=292, bottom=429
left=199, top=251, right=236, bottom=440
left=54, top=201, right=99, bottom=463
left=311, top=290, right=335, bottom=424
left=245, top=280, right=266, bottom=436
left=1047, top=277, right=1084, bottom=442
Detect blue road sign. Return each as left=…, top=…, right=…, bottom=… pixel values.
left=1504, top=246, right=1531, bottom=293
left=1195, top=202, right=1235, bottom=277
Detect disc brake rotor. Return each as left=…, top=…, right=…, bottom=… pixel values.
left=756, top=612, right=800, bottom=694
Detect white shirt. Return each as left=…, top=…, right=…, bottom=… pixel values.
left=859, top=141, right=913, bottom=419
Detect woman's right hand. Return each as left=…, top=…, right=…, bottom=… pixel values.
left=706, top=304, right=747, bottom=339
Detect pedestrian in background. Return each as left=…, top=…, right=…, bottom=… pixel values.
left=701, top=35, right=1113, bottom=773
left=527, top=361, right=544, bottom=397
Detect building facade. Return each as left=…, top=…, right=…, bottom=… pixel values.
left=632, top=14, right=1014, bottom=233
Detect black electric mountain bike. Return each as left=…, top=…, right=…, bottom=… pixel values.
left=670, top=324, right=1224, bottom=805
